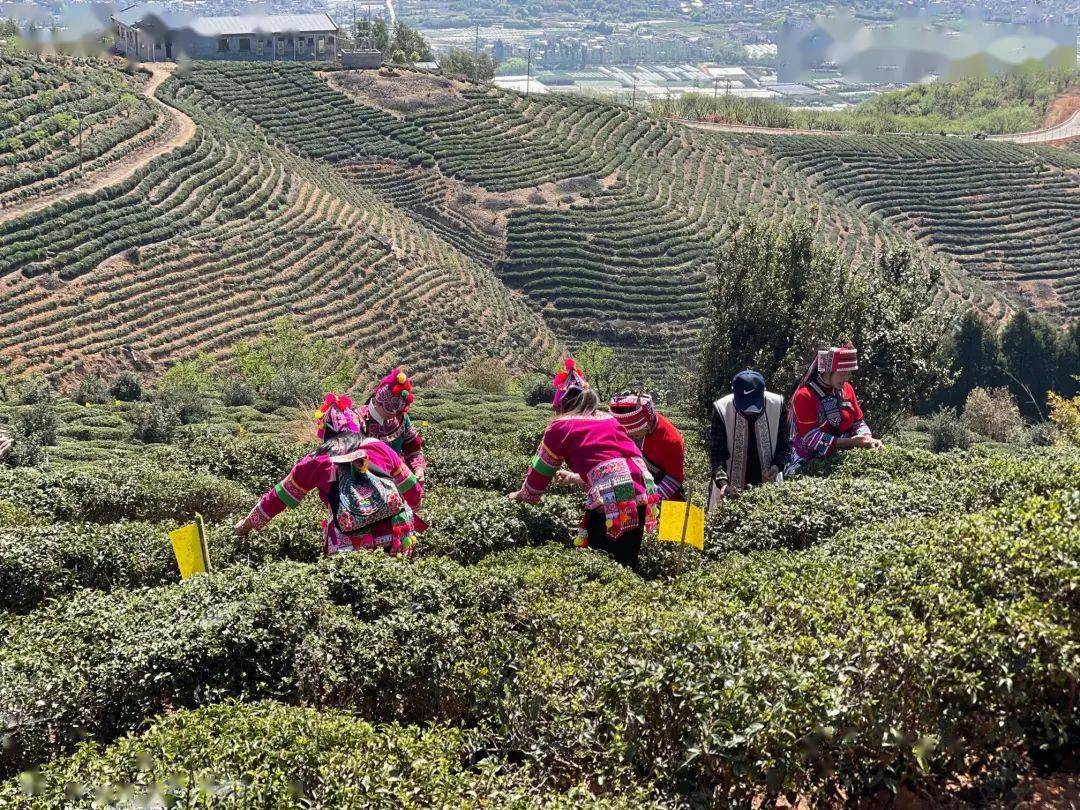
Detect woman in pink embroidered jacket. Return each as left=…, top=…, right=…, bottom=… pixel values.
left=234, top=394, right=424, bottom=557
left=355, top=368, right=427, bottom=481
left=508, top=359, right=659, bottom=571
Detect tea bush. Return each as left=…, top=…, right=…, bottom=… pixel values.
left=0, top=502, right=324, bottom=614
left=0, top=489, right=1075, bottom=800
left=707, top=445, right=1080, bottom=555
left=0, top=701, right=651, bottom=808
left=926, top=408, right=973, bottom=452
left=0, top=463, right=250, bottom=524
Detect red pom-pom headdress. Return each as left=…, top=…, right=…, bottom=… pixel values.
left=314, top=392, right=359, bottom=439
left=372, top=367, right=415, bottom=415
left=552, top=357, right=587, bottom=410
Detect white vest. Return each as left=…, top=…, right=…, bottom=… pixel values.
left=709, top=391, right=784, bottom=507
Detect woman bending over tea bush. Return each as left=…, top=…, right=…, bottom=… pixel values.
left=235, top=393, right=424, bottom=557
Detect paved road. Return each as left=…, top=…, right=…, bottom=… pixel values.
left=677, top=112, right=1080, bottom=145
left=988, top=110, right=1080, bottom=144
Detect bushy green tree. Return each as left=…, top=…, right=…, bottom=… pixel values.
left=695, top=217, right=950, bottom=433
left=109, top=371, right=142, bottom=402
left=73, top=374, right=110, bottom=406
left=230, top=318, right=354, bottom=407
left=930, top=310, right=1002, bottom=411
left=157, top=354, right=212, bottom=425
left=570, top=342, right=635, bottom=402
left=1000, top=309, right=1058, bottom=420
left=440, top=49, right=497, bottom=82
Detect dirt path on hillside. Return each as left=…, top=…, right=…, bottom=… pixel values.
left=0, top=63, right=196, bottom=225
left=1044, top=87, right=1080, bottom=128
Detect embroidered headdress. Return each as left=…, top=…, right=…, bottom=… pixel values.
left=817, top=344, right=858, bottom=374
left=372, top=368, right=414, bottom=415
left=608, top=391, right=657, bottom=434
left=314, top=393, right=359, bottom=439
left=552, top=357, right=587, bottom=410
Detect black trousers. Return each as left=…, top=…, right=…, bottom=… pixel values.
left=585, top=506, right=645, bottom=571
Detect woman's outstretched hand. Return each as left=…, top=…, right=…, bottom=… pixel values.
left=233, top=516, right=253, bottom=537
left=555, top=469, right=585, bottom=489
left=506, top=490, right=523, bottom=503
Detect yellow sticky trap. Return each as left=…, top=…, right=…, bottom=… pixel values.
left=658, top=501, right=705, bottom=551
left=169, top=514, right=211, bottom=579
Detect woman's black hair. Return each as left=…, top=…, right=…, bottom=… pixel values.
left=316, top=429, right=366, bottom=458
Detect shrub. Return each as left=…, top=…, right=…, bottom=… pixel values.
left=230, top=318, right=353, bottom=406
left=13, top=401, right=58, bottom=449
left=962, top=387, right=1024, bottom=443
left=417, top=487, right=576, bottom=564
left=72, top=375, right=109, bottom=406
left=108, top=372, right=142, bottom=402
left=126, top=402, right=177, bottom=443
left=157, top=355, right=212, bottom=425
left=1048, top=392, right=1080, bottom=447
left=158, top=432, right=306, bottom=493
left=706, top=445, right=1080, bottom=555
left=264, top=367, right=326, bottom=407
left=16, top=376, right=53, bottom=406
left=456, top=357, right=513, bottom=394
left=927, top=408, right=972, bottom=452
left=220, top=377, right=255, bottom=407
left=0, top=462, right=250, bottom=524
left=0, top=491, right=1076, bottom=801
left=0, top=702, right=642, bottom=808
left=519, top=374, right=554, bottom=407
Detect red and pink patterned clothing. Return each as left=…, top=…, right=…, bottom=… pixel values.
left=246, top=439, right=423, bottom=556
left=790, top=380, right=871, bottom=465
left=519, top=413, right=659, bottom=544
left=355, top=404, right=426, bottom=476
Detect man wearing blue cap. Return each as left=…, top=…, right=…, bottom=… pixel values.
left=707, top=370, right=792, bottom=509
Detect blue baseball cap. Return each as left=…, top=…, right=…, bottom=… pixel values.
left=732, top=370, right=766, bottom=415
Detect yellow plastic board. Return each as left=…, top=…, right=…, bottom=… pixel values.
left=169, top=515, right=210, bottom=579
left=657, top=501, right=705, bottom=551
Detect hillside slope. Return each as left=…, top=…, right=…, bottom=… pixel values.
left=1, top=57, right=1076, bottom=385
left=0, top=56, right=555, bottom=384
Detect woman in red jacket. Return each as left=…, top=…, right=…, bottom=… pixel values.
left=608, top=391, right=685, bottom=501
left=787, top=343, right=882, bottom=474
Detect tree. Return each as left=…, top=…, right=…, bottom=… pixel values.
left=157, top=354, right=213, bottom=424
left=695, top=217, right=950, bottom=433
left=1055, top=321, right=1080, bottom=398
left=1000, top=309, right=1058, bottom=420
left=439, top=48, right=497, bottom=82
left=230, top=318, right=354, bottom=407
left=930, top=310, right=1002, bottom=411
left=570, top=342, right=634, bottom=402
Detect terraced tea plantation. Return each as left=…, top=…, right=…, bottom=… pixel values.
left=738, top=133, right=1080, bottom=318
left=0, top=390, right=1077, bottom=806
left=0, top=56, right=1075, bottom=382
left=0, top=56, right=553, bottom=384
left=0, top=55, right=161, bottom=214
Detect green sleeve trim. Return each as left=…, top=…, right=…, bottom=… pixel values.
left=274, top=482, right=300, bottom=509
left=530, top=455, right=557, bottom=477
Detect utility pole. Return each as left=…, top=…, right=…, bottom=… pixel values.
left=713, top=77, right=718, bottom=99
left=77, top=115, right=82, bottom=174
left=631, top=74, right=637, bottom=108
left=352, top=3, right=356, bottom=45
left=526, top=46, right=532, bottom=98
